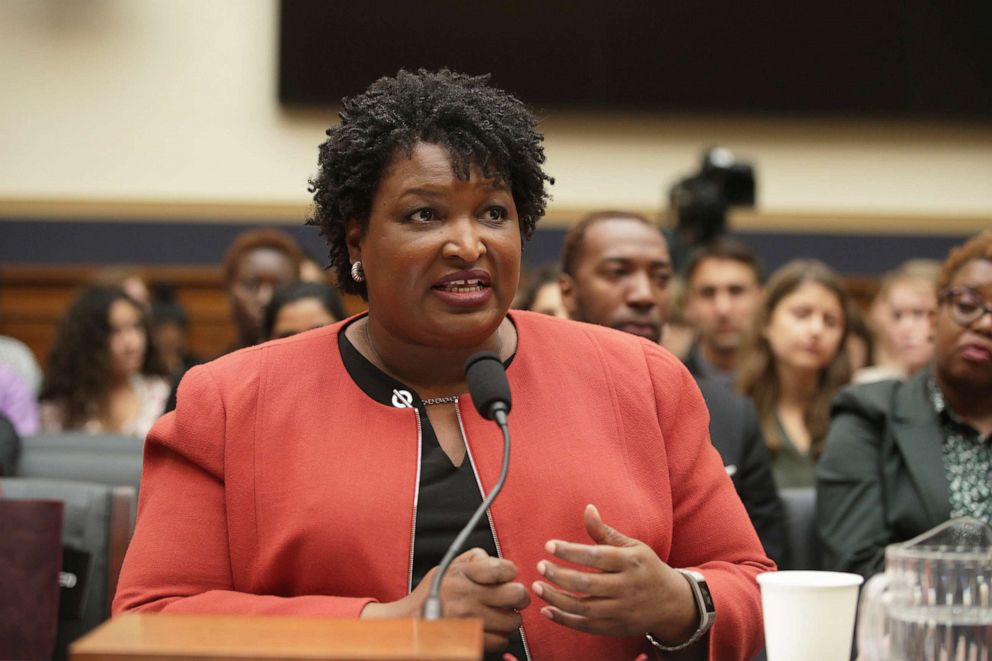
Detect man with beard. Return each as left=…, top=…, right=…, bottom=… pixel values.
left=559, top=211, right=784, bottom=566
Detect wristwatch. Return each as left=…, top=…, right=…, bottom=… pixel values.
left=646, top=569, right=717, bottom=652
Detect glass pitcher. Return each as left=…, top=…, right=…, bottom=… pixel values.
left=858, top=517, right=992, bottom=661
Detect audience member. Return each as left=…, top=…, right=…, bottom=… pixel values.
left=150, top=296, right=203, bottom=378
left=855, top=260, right=939, bottom=383
left=515, top=264, right=568, bottom=318
left=264, top=281, right=344, bottom=340
left=39, top=285, right=169, bottom=439
left=559, top=211, right=671, bottom=342
left=818, top=231, right=992, bottom=579
left=162, top=229, right=304, bottom=413
left=737, top=259, right=854, bottom=488
left=682, top=238, right=764, bottom=389
left=0, top=364, right=39, bottom=437
left=559, top=210, right=784, bottom=566
left=0, top=334, right=42, bottom=396
left=223, top=228, right=303, bottom=351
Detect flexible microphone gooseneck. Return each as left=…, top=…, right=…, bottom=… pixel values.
left=422, top=351, right=513, bottom=620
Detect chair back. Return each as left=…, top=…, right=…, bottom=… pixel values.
left=780, top=486, right=820, bottom=570
left=16, top=431, right=143, bottom=492
left=0, top=477, right=136, bottom=659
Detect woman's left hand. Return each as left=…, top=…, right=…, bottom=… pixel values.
left=532, top=504, right=699, bottom=644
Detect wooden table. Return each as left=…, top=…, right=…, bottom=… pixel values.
left=70, top=613, right=483, bottom=661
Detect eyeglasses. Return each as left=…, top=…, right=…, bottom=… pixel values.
left=939, top=287, right=992, bottom=327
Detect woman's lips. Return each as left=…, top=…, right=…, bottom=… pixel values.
left=429, top=269, right=495, bottom=308
left=431, top=279, right=493, bottom=308
left=960, top=343, right=992, bottom=363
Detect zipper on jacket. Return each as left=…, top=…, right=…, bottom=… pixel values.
left=455, top=402, right=532, bottom=661
left=407, top=410, right=423, bottom=595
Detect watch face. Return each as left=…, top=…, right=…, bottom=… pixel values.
left=699, top=580, right=716, bottom=614
left=683, top=570, right=716, bottom=617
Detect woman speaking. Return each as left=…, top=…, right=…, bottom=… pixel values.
left=114, top=69, right=772, bottom=661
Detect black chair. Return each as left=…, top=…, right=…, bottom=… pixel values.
left=0, top=477, right=136, bottom=659
left=780, top=486, right=820, bottom=570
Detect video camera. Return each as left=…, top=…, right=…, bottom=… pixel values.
left=668, top=147, right=756, bottom=245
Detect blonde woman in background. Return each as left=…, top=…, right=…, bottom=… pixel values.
left=855, top=260, right=939, bottom=383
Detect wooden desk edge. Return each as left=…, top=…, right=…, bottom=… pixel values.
left=70, top=613, right=483, bottom=661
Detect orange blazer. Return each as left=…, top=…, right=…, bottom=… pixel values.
left=114, top=311, right=773, bottom=660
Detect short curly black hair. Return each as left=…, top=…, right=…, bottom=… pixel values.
left=306, top=68, right=554, bottom=298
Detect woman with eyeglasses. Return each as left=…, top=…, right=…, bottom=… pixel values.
left=817, top=230, right=992, bottom=580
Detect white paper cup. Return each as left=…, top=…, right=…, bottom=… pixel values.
left=757, top=570, right=864, bottom=661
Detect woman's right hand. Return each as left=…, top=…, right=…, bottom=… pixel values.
left=362, top=547, right=530, bottom=652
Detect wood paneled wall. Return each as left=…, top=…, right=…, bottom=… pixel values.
left=0, top=265, right=367, bottom=365
left=1, top=265, right=232, bottom=366
left=1, top=264, right=879, bottom=368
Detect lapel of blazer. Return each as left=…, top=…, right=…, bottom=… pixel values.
left=891, top=370, right=951, bottom=527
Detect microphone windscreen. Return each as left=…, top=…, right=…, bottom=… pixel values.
left=464, top=351, right=512, bottom=420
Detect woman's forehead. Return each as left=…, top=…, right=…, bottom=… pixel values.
left=380, top=142, right=508, bottom=190
left=949, top=259, right=992, bottom=293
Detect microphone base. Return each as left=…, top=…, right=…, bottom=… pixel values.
left=422, top=597, right=442, bottom=621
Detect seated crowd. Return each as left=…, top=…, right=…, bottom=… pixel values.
left=517, top=221, right=991, bottom=582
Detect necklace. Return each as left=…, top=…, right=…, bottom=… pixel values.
left=421, top=395, right=460, bottom=406
left=363, top=320, right=465, bottom=406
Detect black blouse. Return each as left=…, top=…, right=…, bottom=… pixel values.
left=338, top=324, right=526, bottom=660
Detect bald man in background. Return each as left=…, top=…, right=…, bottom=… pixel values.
left=559, top=211, right=784, bottom=567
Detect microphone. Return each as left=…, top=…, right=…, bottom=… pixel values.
left=464, top=351, right=512, bottom=424
left=422, top=351, right=513, bottom=620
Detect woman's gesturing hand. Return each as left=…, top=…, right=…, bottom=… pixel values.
left=363, top=547, right=530, bottom=652
left=532, top=504, right=699, bottom=644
